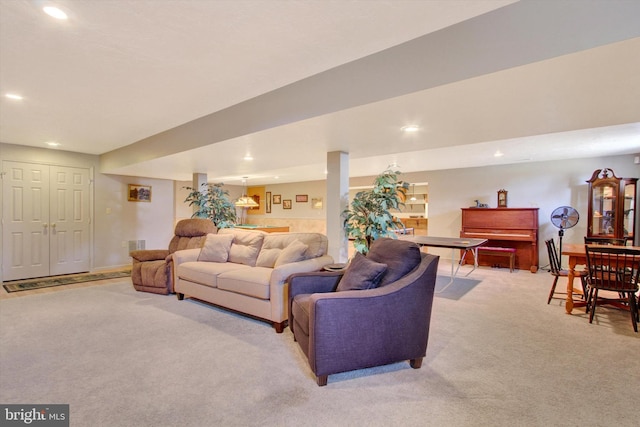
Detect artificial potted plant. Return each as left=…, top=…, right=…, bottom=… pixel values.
left=343, top=167, right=409, bottom=254
left=184, top=182, right=237, bottom=228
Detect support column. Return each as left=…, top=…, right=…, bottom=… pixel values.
left=326, top=151, right=349, bottom=263
left=193, top=173, right=207, bottom=216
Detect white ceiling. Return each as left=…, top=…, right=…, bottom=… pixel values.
left=1, top=0, right=639, bottom=185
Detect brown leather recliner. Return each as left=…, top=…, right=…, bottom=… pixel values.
left=130, top=218, right=216, bottom=295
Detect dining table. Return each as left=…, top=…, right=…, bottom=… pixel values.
left=561, top=243, right=640, bottom=314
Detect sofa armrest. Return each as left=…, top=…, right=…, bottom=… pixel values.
left=130, top=249, right=169, bottom=262
left=269, top=255, right=334, bottom=323
left=270, top=255, right=334, bottom=286
left=172, top=248, right=200, bottom=266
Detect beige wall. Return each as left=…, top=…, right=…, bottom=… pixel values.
left=2, top=141, right=638, bottom=276
left=175, top=179, right=327, bottom=233
left=1, top=143, right=175, bottom=274
left=390, top=155, right=639, bottom=264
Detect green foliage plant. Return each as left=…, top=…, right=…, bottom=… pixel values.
left=343, top=168, right=409, bottom=254
left=184, top=183, right=237, bottom=229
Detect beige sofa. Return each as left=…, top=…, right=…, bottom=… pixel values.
left=173, top=228, right=333, bottom=333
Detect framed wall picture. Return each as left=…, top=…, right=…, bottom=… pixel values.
left=273, top=194, right=281, bottom=204
left=283, top=199, right=292, bottom=209
left=312, top=198, right=323, bottom=209
left=497, top=189, right=508, bottom=207
left=296, top=194, right=308, bottom=203
left=128, top=184, right=152, bottom=202
left=265, top=191, right=272, bottom=213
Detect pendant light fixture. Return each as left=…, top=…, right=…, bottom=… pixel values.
left=235, top=195, right=259, bottom=208
left=235, top=178, right=258, bottom=224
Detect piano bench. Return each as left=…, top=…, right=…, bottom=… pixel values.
left=477, top=247, right=516, bottom=272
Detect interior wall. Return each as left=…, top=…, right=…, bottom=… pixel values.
left=98, top=174, right=174, bottom=268
left=398, top=154, right=639, bottom=264
left=174, top=179, right=327, bottom=232
left=251, top=180, right=327, bottom=220
left=0, top=143, right=176, bottom=274
left=2, top=142, right=636, bottom=277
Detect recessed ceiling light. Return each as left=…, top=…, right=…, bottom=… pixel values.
left=243, top=154, right=253, bottom=161
left=5, top=93, right=23, bottom=100
left=494, top=150, right=504, bottom=157
left=43, top=6, right=68, bottom=20
left=46, top=141, right=61, bottom=147
left=401, top=125, right=420, bottom=133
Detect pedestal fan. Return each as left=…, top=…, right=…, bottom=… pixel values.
left=550, top=206, right=580, bottom=267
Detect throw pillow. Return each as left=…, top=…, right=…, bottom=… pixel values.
left=197, top=233, right=234, bottom=262
left=336, top=252, right=388, bottom=291
left=274, top=240, right=308, bottom=267
left=256, top=248, right=282, bottom=268
left=220, top=229, right=266, bottom=266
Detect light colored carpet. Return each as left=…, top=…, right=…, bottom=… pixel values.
left=1, top=262, right=638, bottom=426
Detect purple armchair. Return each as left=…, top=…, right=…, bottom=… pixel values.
left=288, top=238, right=440, bottom=386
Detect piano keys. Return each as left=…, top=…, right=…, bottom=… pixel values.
left=460, top=208, right=539, bottom=273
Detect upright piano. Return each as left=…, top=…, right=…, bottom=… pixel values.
left=460, top=208, right=539, bottom=272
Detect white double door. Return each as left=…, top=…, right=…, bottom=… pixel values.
left=2, top=161, right=91, bottom=281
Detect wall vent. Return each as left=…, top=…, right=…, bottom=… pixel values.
left=128, top=240, right=145, bottom=252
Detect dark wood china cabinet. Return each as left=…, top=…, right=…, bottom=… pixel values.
left=586, top=168, right=637, bottom=245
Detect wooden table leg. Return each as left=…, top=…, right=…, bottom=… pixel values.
left=565, top=257, right=576, bottom=314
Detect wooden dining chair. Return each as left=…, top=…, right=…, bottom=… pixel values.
left=545, top=239, right=588, bottom=304
left=584, top=236, right=628, bottom=246
left=584, top=246, right=640, bottom=332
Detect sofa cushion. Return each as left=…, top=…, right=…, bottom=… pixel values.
left=217, top=267, right=272, bottom=299
left=274, top=240, right=308, bottom=267
left=337, top=252, right=388, bottom=291
left=263, top=233, right=328, bottom=259
left=256, top=247, right=282, bottom=268
left=219, top=228, right=266, bottom=267
left=178, top=261, right=250, bottom=288
left=367, top=238, right=422, bottom=287
left=255, top=233, right=329, bottom=268
left=198, top=233, right=234, bottom=262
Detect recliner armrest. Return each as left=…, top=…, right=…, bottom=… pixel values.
left=130, top=249, right=170, bottom=262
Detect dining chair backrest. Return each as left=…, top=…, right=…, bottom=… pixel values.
left=585, top=246, right=640, bottom=292
left=584, top=236, right=628, bottom=246
left=545, top=239, right=562, bottom=275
